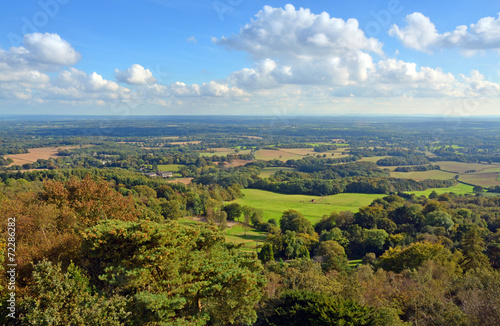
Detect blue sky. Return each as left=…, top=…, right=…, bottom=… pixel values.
left=1, top=0, right=500, bottom=115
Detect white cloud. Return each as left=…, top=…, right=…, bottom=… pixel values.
left=0, top=62, right=50, bottom=84
left=0, top=33, right=81, bottom=98
left=0, top=33, right=81, bottom=73
left=47, top=68, right=131, bottom=102
left=388, top=13, right=439, bottom=52
left=390, top=12, right=500, bottom=52
left=145, top=81, right=247, bottom=98
left=115, top=64, right=157, bottom=85
left=23, top=33, right=81, bottom=66
left=214, top=5, right=380, bottom=88
left=215, top=4, right=383, bottom=58
left=461, top=70, right=500, bottom=96
left=212, top=5, right=500, bottom=102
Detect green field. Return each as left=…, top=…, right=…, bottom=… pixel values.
left=225, top=225, right=267, bottom=251
left=408, top=183, right=473, bottom=196
left=234, top=189, right=383, bottom=223
left=390, top=169, right=457, bottom=181
left=460, top=173, right=500, bottom=187
left=199, top=148, right=252, bottom=157
left=235, top=184, right=476, bottom=223
left=358, top=156, right=388, bottom=163
left=437, top=161, right=500, bottom=173
left=157, top=164, right=184, bottom=172
left=178, top=218, right=266, bottom=251
left=259, top=167, right=297, bottom=178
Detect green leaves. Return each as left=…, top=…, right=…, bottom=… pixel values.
left=22, top=260, right=130, bottom=326
left=264, top=290, right=378, bottom=326
left=81, top=220, right=266, bottom=325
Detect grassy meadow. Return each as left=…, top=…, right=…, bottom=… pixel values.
left=234, top=189, right=384, bottom=223
left=259, top=167, right=298, bottom=178
left=390, top=169, right=457, bottom=181
left=157, top=164, right=184, bottom=172
left=407, top=183, right=473, bottom=196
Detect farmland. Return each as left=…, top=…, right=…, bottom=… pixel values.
left=235, top=183, right=475, bottom=223
left=436, top=161, right=500, bottom=187
left=390, top=169, right=457, bottom=181
left=5, top=146, right=84, bottom=166
left=358, top=156, right=388, bottom=163
left=199, top=148, right=252, bottom=157
left=234, top=189, right=384, bottom=222
left=253, top=147, right=349, bottom=161
left=437, top=161, right=500, bottom=174
left=259, top=167, right=297, bottom=178
left=165, top=177, right=193, bottom=185
left=225, top=159, right=253, bottom=167
left=157, top=164, right=184, bottom=172
left=460, top=172, right=500, bottom=187
left=407, top=183, right=473, bottom=196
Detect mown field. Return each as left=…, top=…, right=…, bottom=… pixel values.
left=437, top=161, right=500, bottom=173
left=357, top=156, right=388, bottom=163
left=234, top=189, right=384, bottom=223
left=390, top=169, right=457, bottom=181
left=259, top=167, right=298, bottom=178
left=235, top=184, right=475, bottom=223
left=157, top=164, right=184, bottom=172
left=165, top=177, right=193, bottom=185
left=254, top=147, right=350, bottom=161
left=460, top=172, right=500, bottom=187
left=436, top=161, right=500, bottom=187
left=407, top=183, right=473, bottom=196
left=254, top=149, right=311, bottom=161
left=199, top=148, right=252, bottom=157
left=5, top=146, right=85, bottom=166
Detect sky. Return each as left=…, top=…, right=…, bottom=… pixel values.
left=1, top=0, right=500, bottom=116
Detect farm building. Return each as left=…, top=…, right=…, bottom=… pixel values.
left=144, top=171, right=173, bottom=178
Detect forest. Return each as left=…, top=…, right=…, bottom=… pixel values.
left=0, top=115, right=499, bottom=325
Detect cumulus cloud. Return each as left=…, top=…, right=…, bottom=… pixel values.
left=52, top=68, right=130, bottom=99
left=0, top=67, right=132, bottom=104
left=0, top=32, right=81, bottom=95
left=212, top=5, right=500, bottom=100
left=214, top=4, right=381, bottom=88
left=23, top=33, right=81, bottom=66
left=390, top=12, right=500, bottom=52
left=215, top=4, right=383, bottom=58
left=460, top=70, right=500, bottom=96
left=145, top=81, right=247, bottom=98
left=228, top=50, right=375, bottom=89
left=115, top=64, right=157, bottom=85
left=365, top=59, right=462, bottom=97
